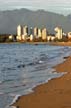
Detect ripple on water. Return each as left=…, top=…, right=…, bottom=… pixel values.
left=0, top=44, right=71, bottom=108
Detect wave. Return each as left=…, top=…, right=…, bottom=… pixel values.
left=0, top=77, right=25, bottom=83
left=8, top=84, right=26, bottom=89
left=9, top=95, right=21, bottom=108
left=17, top=54, right=48, bottom=69
left=17, top=61, right=43, bottom=69
left=7, top=72, right=65, bottom=108
left=2, top=67, right=16, bottom=72
left=11, top=94, right=21, bottom=104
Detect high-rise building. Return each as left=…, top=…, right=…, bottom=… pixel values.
left=54, top=27, right=63, bottom=39
left=34, top=27, right=38, bottom=38
left=17, top=25, right=22, bottom=40
left=47, top=36, right=51, bottom=41
left=38, top=29, right=42, bottom=38
left=22, top=34, right=26, bottom=41
left=42, top=28, right=47, bottom=40
left=68, top=32, right=71, bottom=39
left=23, top=26, right=28, bottom=36
left=30, top=34, right=34, bottom=41
left=21, top=26, right=28, bottom=41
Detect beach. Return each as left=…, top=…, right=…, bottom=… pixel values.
left=12, top=55, right=71, bottom=108
left=49, top=42, right=71, bottom=46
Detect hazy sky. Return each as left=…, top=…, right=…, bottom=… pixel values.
left=0, top=0, right=71, bottom=15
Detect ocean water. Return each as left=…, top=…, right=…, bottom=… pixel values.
left=0, top=43, right=71, bottom=108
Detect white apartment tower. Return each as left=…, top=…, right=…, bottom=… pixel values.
left=23, top=26, right=28, bottom=36
left=30, top=34, right=34, bottom=41
left=22, top=34, right=26, bottom=40
left=34, top=27, right=38, bottom=37
left=38, top=29, right=42, bottom=38
left=17, top=25, right=22, bottom=40
left=54, top=27, right=63, bottom=39
left=42, top=28, right=47, bottom=40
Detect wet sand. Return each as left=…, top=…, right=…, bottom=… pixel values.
left=12, top=56, right=71, bottom=108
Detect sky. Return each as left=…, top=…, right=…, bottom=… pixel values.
left=0, top=0, right=71, bottom=15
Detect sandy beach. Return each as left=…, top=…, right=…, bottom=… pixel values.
left=48, top=42, right=71, bottom=46
left=12, top=56, right=71, bottom=108
left=26, top=42, right=71, bottom=46
left=1, top=42, right=71, bottom=46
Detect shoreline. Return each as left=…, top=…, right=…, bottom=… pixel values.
left=1, top=41, right=71, bottom=46
left=12, top=56, right=71, bottom=108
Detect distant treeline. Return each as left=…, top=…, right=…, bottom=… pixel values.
left=0, top=34, right=16, bottom=42
left=0, top=34, right=71, bottom=43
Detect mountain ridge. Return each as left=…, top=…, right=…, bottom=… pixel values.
left=0, top=8, right=71, bottom=34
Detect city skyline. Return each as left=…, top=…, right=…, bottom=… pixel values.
left=16, top=25, right=65, bottom=41
left=0, top=0, right=71, bottom=15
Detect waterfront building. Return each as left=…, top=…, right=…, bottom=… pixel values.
left=42, top=28, right=47, bottom=40
left=47, top=36, right=51, bottom=41
left=47, top=36, right=55, bottom=42
left=21, top=26, right=28, bottom=41
left=54, top=27, right=63, bottom=39
left=9, top=35, right=13, bottom=40
left=17, top=25, right=22, bottom=36
left=38, top=29, right=42, bottom=38
left=68, top=32, right=71, bottom=39
left=51, top=36, right=55, bottom=41
left=63, top=32, right=67, bottom=37
left=17, top=25, right=22, bottom=40
left=34, top=27, right=38, bottom=38
left=23, top=26, right=28, bottom=36
left=30, top=34, right=34, bottom=41
left=22, top=34, right=26, bottom=41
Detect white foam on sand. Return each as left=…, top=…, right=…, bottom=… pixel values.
left=12, top=95, right=21, bottom=103
left=2, top=94, right=19, bottom=108
left=9, top=68, right=66, bottom=108
left=9, top=72, right=65, bottom=108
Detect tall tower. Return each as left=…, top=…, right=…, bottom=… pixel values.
left=38, top=29, right=42, bottom=38
left=22, top=26, right=28, bottom=41
left=17, top=25, right=22, bottom=40
left=34, top=27, right=38, bottom=38
left=30, top=34, right=34, bottom=41
left=42, top=28, right=47, bottom=40
left=54, top=27, right=63, bottom=39
left=23, top=26, right=28, bottom=36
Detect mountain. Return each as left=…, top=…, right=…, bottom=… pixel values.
left=0, top=8, right=71, bottom=34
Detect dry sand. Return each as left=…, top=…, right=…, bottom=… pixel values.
left=48, top=42, right=71, bottom=46
left=27, top=41, right=71, bottom=46
left=12, top=56, right=71, bottom=108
